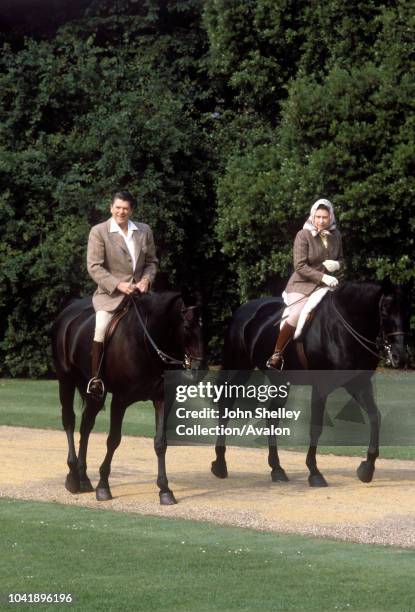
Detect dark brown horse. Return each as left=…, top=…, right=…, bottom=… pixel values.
left=52, top=291, right=203, bottom=504
left=212, top=282, right=410, bottom=486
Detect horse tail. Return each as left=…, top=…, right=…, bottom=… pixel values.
left=222, top=298, right=284, bottom=370
left=245, top=299, right=284, bottom=367
left=222, top=315, right=252, bottom=370
left=51, top=298, right=93, bottom=375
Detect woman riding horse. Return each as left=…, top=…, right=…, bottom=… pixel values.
left=266, top=198, right=344, bottom=369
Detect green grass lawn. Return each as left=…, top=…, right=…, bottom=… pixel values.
left=0, top=378, right=155, bottom=437
left=1, top=498, right=414, bottom=612
left=1, top=376, right=414, bottom=460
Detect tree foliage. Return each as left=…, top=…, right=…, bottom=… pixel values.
left=215, top=0, right=415, bottom=301
left=0, top=0, right=216, bottom=375
left=0, top=0, right=414, bottom=375
left=203, top=0, right=306, bottom=120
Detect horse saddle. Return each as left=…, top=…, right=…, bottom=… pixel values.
left=103, top=297, right=132, bottom=345
left=281, top=288, right=330, bottom=369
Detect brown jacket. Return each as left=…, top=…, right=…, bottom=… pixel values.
left=285, top=228, right=343, bottom=295
left=87, top=219, right=158, bottom=312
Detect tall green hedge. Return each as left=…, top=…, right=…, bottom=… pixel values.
left=0, top=0, right=219, bottom=375
left=0, top=0, right=413, bottom=375
left=214, top=0, right=415, bottom=299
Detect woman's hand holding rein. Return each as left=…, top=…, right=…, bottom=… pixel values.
left=322, top=274, right=339, bottom=288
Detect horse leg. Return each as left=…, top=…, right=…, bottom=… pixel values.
left=59, top=378, right=80, bottom=494
left=96, top=397, right=127, bottom=501
left=211, top=407, right=229, bottom=479
left=153, top=398, right=177, bottom=505
left=77, top=395, right=105, bottom=493
left=211, top=371, right=250, bottom=479
left=267, top=415, right=289, bottom=482
left=352, top=381, right=380, bottom=483
left=306, top=387, right=328, bottom=487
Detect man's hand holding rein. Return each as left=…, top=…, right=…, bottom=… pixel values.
left=135, top=277, right=150, bottom=293
left=117, top=281, right=136, bottom=295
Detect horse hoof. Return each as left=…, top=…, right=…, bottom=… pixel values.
left=357, top=461, right=375, bottom=483
left=308, top=473, right=328, bottom=487
left=211, top=460, right=228, bottom=479
left=79, top=478, right=94, bottom=493
left=65, top=473, right=80, bottom=494
left=271, top=467, right=289, bottom=482
left=95, top=487, right=113, bottom=501
left=159, top=490, right=177, bottom=505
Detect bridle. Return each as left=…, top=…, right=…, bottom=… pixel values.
left=330, top=292, right=409, bottom=367
left=380, top=332, right=409, bottom=369
left=131, top=297, right=202, bottom=369
left=377, top=296, right=410, bottom=367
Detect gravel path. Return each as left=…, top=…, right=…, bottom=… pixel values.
left=1, top=425, right=415, bottom=548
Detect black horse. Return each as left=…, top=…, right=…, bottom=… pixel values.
left=52, top=291, right=203, bottom=505
left=212, top=282, right=410, bottom=486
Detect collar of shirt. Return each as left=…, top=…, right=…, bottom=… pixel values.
left=109, top=218, right=138, bottom=238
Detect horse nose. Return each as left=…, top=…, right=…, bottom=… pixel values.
left=392, top=350, right=408, bottom=369
left=401, top=352, right=410, bottom=369
left=391, top=353, right=400, bottom=368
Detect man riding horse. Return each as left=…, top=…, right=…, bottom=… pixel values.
left=86, top=190, right=158, bottom=397
left=52, top=193, right=203, bottom=504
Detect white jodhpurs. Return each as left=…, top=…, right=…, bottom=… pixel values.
left=94, top=311, right=114, bottom=342
left=285, top=292, right=308, bottom=327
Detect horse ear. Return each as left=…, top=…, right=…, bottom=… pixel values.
left=181, top=305, right=196, bottom=322
left=194, top=290, right=203, bottom=308
left=181, top=290, right=203, bottom=309
left=398, top=279, right=414, bottom=298
left=380, top=295, right=392, bottom=317
left=381, top=278, right=393, bottom=295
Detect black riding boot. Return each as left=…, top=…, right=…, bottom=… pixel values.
left=266, top=323, right=296, bottom=370
left=87, top=341, right=105, bottom=398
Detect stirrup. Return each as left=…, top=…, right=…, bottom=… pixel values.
left=87, top=377, right=105, bottom=399
left=266, top=352, right=285, bottom=371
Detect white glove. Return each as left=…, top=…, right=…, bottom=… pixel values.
left=322, top=274, right=339, bottom=288
left=323, top=260, right=340, bottom=272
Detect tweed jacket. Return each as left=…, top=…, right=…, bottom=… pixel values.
left=87, top=219, right=158, bottom=312
left=285, top=228, right=343, bottom=295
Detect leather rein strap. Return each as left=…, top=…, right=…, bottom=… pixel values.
left=329, top=292, right=407, bottom=363
left=131, top=297, right=185, bottom=367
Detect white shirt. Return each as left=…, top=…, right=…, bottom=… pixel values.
left=109, top=218, right=138, bottom=266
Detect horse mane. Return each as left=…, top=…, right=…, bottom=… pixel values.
left=118, top=292, right=184, bottom=339
left=223, top=297, right=283, bottom=369
left=131, top=291, right=182, bottom=317
left=332, top=281, right=383, bottom=314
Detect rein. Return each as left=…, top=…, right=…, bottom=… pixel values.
left=329, top=293, right=381, bottom=359
left=329, top=292, right=407, bottom=366
left=131, top=297, right=198, bottom=368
